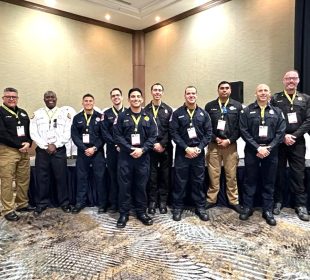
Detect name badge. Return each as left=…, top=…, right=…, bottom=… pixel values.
left=217, top=120, right=226, bottom=131
left=131, top=134, right=141, bottom=145
left=83, top=133, right=90, bottom=144
left=187, top=127, right=197, bottom=139
left=16, top=126, right=25, bottom=137
left=287, top=112, right=298, bottom=124
left=259, top=126, right=268, bottom=137
left=46, top=130, right=56, bottom=143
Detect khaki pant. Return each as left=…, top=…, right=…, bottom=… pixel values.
left=0, top=144, right=30, bottom=215
left=206, top=142, right=239, bottom=205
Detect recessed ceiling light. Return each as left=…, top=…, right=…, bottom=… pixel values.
left=155, top=16, right=161, bottom=22
left=45, top=0, right=56, bottom=7
left=105, top=14, right=111, bottom=21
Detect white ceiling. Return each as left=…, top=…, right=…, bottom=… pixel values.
left=27, top=0, right=213, bottom=30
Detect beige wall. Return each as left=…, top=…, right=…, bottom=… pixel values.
left=0, top=2, right=132, bottom=114
left=145, top=0, right=294, bottom=107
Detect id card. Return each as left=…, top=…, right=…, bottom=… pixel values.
left=131, top=134, right=141, bottom=145
left=187, top=127, right=197, bottom=139
left=83, top=133, right=90, bottom=144
left=17, top=126, right=25, bottom=137
left=259, top=126, right=268, bottom=137
left=287, top=112, right=298, bottom=124
left=217, top=120, right=226, bottom=131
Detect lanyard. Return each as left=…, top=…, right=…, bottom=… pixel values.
left=83, top=111, right=93, bottom=127
left=44, top=107, right=58, bottom=125
left=131, top=114, right=141, bottom=133
left=152, top=103, right=161, bottom=118
left=2, top=104, right=20, bottom=123
left=260, top=105, right=266, bottom=125
left=112, top=106, right=124, bottom=117
left=218, top=98, right=229, bottom=119
left=187, top=108, right=196, bottom=126
left=284, top=90, right=296, bottom=111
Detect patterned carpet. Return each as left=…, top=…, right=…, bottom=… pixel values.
left=0, top=207, right=309, bottom=280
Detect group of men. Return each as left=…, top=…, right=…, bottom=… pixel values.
left=0, top=70, right=309, bottom=228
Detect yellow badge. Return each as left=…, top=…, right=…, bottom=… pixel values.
left=144, top=116, right=150, bottom=121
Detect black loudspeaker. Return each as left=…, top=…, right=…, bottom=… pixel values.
left=230, top=81, right=244, bottom=103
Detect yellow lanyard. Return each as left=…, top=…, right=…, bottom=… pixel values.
left=83, top=111, right=93, bottom=127
left=44, top=107, right=59, bottom=125
left=218, top=98, right=229, bottom=114
left=2, top=104, right=20, bottom=123
left=131, top=114, right=141, bottom=133
left=152, top=103, right=161, bottom=118
left=112, top=106, right=124, bottom=117
left=260, top=105, right=266, bottom=125
left=187, top=108, right=196, bottom=126
left=284, top=90, right=296, bottom=110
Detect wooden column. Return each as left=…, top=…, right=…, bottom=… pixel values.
left=132, top=31, right=145, bottom=99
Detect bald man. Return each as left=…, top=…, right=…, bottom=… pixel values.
left=239, top=84, right=285, bottom=226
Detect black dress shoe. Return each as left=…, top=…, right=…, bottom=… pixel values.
left=98, top=206, right=107, bottom=214
left=33, top=207, right=47, bottom=217
left=262, top=211, right=276, bottom=226
left=295, top=206, right=310, bottom=221
left=61, top=205, right=72, bottom=213
left=137, top=213, right=153, bottom=225
left=172, top=209, right=183, bottom=221
left=239, top=208, right=253, bottom=221
left=148, top=202, right=156, bottom=215
left=4, top=211, right=20, bottom=222
left=117, top=215, right=129, bottom=228
left=229, top=204, right=244, bottom=214
left=206, top=201, right=216, bottom=209
left=159, top=202, right=168, bottom=214
left=16, top=205, right=35, bottom=212
left=71, top=205, right=84, bottom=214
left=195, top=208, right=209, bottom=221
left=273, top=202, right=282, bottom=215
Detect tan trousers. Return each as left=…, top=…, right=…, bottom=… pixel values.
left=206, top=142, right=239, bottom=205
left=0, top=144, right=30, bottom=215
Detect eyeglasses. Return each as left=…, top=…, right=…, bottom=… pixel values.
left=3, top=96, right=18, bottom=100
left=284, top=77, right=299, bottom=81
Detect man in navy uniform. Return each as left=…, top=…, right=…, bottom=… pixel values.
left=239, top=84, right=285, bottom=226
left=271, top=70, right=310, bottom=221
left=113, top=88, right=157, bottom=228
left=169, top=86, right=212, bottom=221
left=71, top=94, right=109, bottom=214
left=30, top=91, right=72, bottom=216
left=103, top=88, right=125, bottom=212
left=144, top=83, right=173, bottom=215
left=0, top=87, right=32, bottom=221
left=205, top=81, right=243, bottom=213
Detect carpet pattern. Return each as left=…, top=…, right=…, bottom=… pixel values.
left=0, top=207, right=309, bottom=279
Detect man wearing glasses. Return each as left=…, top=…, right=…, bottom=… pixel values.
left=0, top=87, right=32, bottom=221
left=103, top=88, right=125, bottom=212
left=205, top=81, right=243, bottom=214
left=271, top=70, right=310, bottom=221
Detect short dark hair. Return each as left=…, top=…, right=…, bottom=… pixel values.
left=110, top=88, right=122, bottom=96
left=83, top=93, right=94, bottom=100
left=185, top=85, right=197, bottom=93
left=217, top=81, right=231, bottom=89
left=151, top=83, right=164, bottom=91
left=44, top=90, right=56, bottom=97
left=4, top=87, right=18, bottom=94
left=128, top=88, right=142, bottom=98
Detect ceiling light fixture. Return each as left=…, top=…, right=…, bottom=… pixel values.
left=155, top=16, right=161, bottom=23
left=45, top=0, right=56, bottom=7
left=105, top=14, right=111, bottom=21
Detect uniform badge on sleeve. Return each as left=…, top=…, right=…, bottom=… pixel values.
left=144, top=116, right=150, bottom=121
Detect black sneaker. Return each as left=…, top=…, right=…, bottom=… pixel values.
left=262, top=211, right=276, bottom=226
left=239, top=208, right=253, bottom=221
left=295, top=206, right=309, bottom=221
